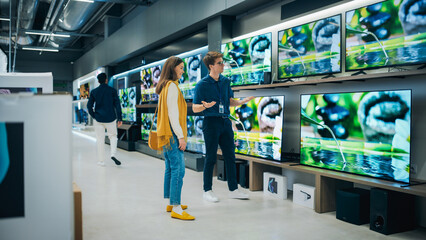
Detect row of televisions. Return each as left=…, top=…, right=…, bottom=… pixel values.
left=119, top=1, right=426, bottom=106
left=116, top=1, right=415, bottom=183
left=138, top=89, right=412, bottom=185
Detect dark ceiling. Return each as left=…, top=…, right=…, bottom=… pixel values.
left=0, top=0, right=158, bottom=63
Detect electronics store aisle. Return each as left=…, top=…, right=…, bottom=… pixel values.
left=71, top=131, right=426, bottom=240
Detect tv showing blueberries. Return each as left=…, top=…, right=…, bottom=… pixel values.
left=230, top=96, right=284, bottom=161
left=278, top=15, right=341, bottom=79
left=186, top=115, right=205, bottom=154
left=141, top=65, right=161, bottom=103
left=221, top=33, right=272, bottom=86
left=346, top=0, right=426, bottom=71
left=300, top=90, right=411, bottom=183
left=141, top=113, right=156, bottom=141
left=178, top=54, right=202, bottom=100
left=119, top=86, right=136, bottom=122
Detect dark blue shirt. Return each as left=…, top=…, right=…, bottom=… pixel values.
left=193, top=74, right=234, bottom=117
left=87, top=84, right=122, bottom=123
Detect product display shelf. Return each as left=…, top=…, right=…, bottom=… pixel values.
left=231, top=68, right=426, bottom=91
left=217, top=150, right=426, bottom=213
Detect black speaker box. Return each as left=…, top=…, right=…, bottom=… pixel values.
left=262, top=72, right=272, bottom=84
left=336, top=188, right=370, bottom=225
left=238, top=162, right=249, bottom=188
left=217, top=158, right=226, bottom=181
left=370, top=188, right=416, bottom=235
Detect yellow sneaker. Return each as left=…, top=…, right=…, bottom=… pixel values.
left=166, top=205, right=188, bottom=212
left=171, top=211, right=195, bottom=220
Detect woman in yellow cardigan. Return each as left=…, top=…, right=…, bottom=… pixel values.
left=155, top=56, right=195, bottom=220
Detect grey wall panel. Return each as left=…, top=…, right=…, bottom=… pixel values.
left=16, top=61, right=73, bottom=82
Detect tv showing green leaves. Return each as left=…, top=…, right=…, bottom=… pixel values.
left=178, top=54, right=202, bottom=100
left=300, top=90, right=411, bottom=183
left=141, top=113, right=156, bottom=141
left=278, top=15, right=341, bottom=79
left=346, top=0, right=426, bottom=71
left=119, top=87, right=136, bottom=122
left=221, top=33, right=272, bottom=86
left=230, top=96, right=284, bottom=161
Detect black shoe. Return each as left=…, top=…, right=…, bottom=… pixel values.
left=111, top=156, right=121, bottom=165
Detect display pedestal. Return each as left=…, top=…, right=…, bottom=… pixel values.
left=105, top=123, right=139, bottom=151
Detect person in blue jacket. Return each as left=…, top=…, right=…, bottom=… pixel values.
left=193, top=51, right=254, bottom=202
left=87, top=73, right=122, bottom=166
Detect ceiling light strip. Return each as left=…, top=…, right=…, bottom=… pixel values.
left=22, top=47, right=59, bottom=52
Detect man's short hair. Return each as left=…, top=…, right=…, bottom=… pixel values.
left=97, top=73, right=107, bottom=83
left=203, top=51, right=223, bottom=71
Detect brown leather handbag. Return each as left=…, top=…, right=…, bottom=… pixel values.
left=148, top=107, right=162, bottom=151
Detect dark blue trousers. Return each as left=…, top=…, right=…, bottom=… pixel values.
left=202, top=116, right=238, bottom=192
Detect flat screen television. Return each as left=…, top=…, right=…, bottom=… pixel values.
left=278, top=15, right=341, bottom=79
left=346, top=0, right=426, bottom=71
left=141, top=65, right=161, bottom=103
left=230, top=96, right=284, bottom=161
left=179, top=54, right=202, bottom=100
left=300, top=90, right=411, bottom=183
left=141, top=113, right=156, bottom=141
left=119, top=86, right=137, bottom=122
left=186, top=115, right=205, bottom=154
left=79, top=83, right=90, bottom=99
left=221, top=33, right=272, bottom=86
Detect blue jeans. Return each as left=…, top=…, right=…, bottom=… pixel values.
left=163, top=134, right=185, bottom=205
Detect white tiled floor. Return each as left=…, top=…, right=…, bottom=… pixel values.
left=72, top=131, right=426, bottom=240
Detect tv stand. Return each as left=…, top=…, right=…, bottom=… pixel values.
left=321, top=73, right=337, bottom=79
left=400, top=181, right=426, bottom=188
left=351, top=70, right=367, bottom=76
left=417, top=64, right=426, bottom=70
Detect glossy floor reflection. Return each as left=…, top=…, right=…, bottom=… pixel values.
left=72, top=130, right=426, bottom=240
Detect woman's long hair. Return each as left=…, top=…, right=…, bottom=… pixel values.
left=155, top=56, right=184, bottom=95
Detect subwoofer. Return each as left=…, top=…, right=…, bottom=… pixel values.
left=370, top=188, right=416, bottom=235
left=336, top=188, right=370, bottom=225
left=217, top=158, right=226, bottom=181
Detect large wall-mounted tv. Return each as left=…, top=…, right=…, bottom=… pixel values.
left=141, top=65, right=162, bottom=103
left=346, top=0, right=426, bottom=71
left=278, top=15, right=341, bottom=79
left=186, top=115, right=205, bottom=154
left=141, top=113, right=156, bottom=141
left=221, top=33, right=272, bottom=86
left=179, top=54, right=202, bottom=100
left=119, top=86, right=137, bottom=122
left=300, top=90, right=411, bottom=183
left=230, top=96, right=284, bottom=161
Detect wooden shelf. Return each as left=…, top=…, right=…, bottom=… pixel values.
left=217, top=150, right=426, bottom=213
left=231, top=68, right=426, bottom=91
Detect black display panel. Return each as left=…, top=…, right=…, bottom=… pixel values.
left=221, top=33, right=272, bottom=86
left=278, top=15, right=341, bottom=79
left=230, top=96, right=284, bottom=161
left=346, top=0, right=426, bottom=71
left=300, top=90, right=411, bottom=183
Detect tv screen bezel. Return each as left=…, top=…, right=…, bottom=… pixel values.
left=277, top=14, right=343, bottom=80
left=299, top=88, right=412, bottom=184
left=344, top=2, right=426, bottom=72
left=230, top=95, right=285, bottom=161
left=221, top=32, right=273, bottom=87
